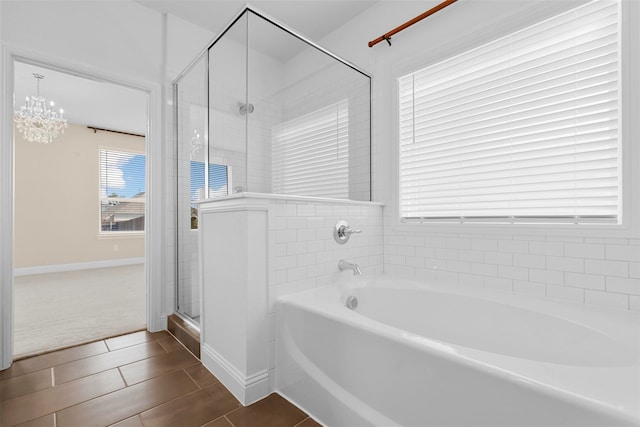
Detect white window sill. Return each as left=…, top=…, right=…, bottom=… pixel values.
left=96, top=232, right=145, bottom=240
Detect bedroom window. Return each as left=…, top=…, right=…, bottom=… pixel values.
left=99, top=149, right=146, bottom=232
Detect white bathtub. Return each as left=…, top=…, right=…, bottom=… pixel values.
left=276, top=276, right=640, bottom=427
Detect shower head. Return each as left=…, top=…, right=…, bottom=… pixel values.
left=239, top=103, right=254, bottom=116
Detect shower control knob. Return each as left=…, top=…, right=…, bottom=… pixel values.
left=334, top=220, right=361, bottom=244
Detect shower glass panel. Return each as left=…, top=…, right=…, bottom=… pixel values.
left=175, top=54, right=207, bottom=325
left=207, top=9, right=371, bottom=201
left=208, top=12, right=248, bottom=196
left=173, top=7, right=371, bottom=325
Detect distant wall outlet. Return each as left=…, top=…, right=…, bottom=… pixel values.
left=113, top=244, right=119, bottom=252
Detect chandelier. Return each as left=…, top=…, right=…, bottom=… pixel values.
left=14, top=73, right=67, bottom=144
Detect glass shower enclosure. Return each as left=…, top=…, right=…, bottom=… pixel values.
left=174, top=7, right=371, bottom=326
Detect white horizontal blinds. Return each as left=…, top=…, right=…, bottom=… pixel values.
left=399, top=0, right=619, bottom=223
left=99, top=149, right=146, bottom=232
left=272, top=99, right=349, bottom=198
left=208, top=163, right=229, bottom=198
left=190, top=161, right=205, bottom=230
left=190, top=161, right=205, bottom=202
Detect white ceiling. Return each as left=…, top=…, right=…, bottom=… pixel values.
left=14, top=62, right=149, bottom=136
left=12, top=1, right=377, bottom=135
left=136, top=0, right=378, bottom=43
left=138, top=0, right=379, bottom=63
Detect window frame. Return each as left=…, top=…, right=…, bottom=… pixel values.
left=98, top=146, right=146, bottom=236
left=390, top=0, right=639, bottom=238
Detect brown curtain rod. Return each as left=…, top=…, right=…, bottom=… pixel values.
left=87, top=126, right=145, bottom=138
left=368, top=0, right=458, bottom=48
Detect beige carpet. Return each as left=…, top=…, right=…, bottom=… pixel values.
left=13, top=264, right=146, bottom=358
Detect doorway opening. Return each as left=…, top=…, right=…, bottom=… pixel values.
left=12, top=60, right=148, bottom=358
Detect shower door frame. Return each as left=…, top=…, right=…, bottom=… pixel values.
left=173, top=51, right=209, bottom=325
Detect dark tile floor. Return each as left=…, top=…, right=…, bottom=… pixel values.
left=0, top=330, right=321, bottom=427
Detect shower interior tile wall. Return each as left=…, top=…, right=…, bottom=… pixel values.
left=382, top=218, right=640, bottom=312
left=246, top=97, right=282, bottom=193
left=209, top=91, right=249, bottom=193
left=265, top=199, right=384, bottom=388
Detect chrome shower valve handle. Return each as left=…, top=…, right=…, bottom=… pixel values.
left=333, top=220, right=361, bottom=244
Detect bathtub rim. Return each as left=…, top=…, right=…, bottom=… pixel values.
left=275, top=274, right=640, bottom=423
left=280, top=274, right=639, bottom=344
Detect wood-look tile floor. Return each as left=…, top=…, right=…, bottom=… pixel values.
left=0, top=330, right=321, bottom=427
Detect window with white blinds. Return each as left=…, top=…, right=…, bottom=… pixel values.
left=399, top=0, right=620, bottom=224
left=272, top=99, right=349, bottom=199
left=99, top=149, right=146, bottom=232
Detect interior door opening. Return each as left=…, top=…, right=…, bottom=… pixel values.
left=12, top=59, right=149, bottom=358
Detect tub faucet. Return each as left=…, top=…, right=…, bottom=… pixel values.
left=339, top=259, right=362, bottom=276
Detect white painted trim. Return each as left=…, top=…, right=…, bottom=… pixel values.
left=194, top=192, right=383, bottom=207
left=201, top=343, right=270, bottom=406
left=145, top=73, right=165, bottom=333
left=145, top=12, right=167, bottom=333
left=14, top=258, right=144, bottom=277
left=199, top=197, right=270, bottom=214
left=0, top=43, right=166, bottom=367
left=0, top=38, right=15, bottom=370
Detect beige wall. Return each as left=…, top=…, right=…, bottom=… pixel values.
left=14, top=123, right=145, bottom=268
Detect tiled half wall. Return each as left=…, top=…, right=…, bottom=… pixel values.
left=265, top=197, right=384, bottom=390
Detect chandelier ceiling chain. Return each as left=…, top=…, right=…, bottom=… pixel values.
left=14, top=73, right=68, bottom=144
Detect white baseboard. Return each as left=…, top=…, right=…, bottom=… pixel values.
left=13, top=257, right=144, bottom=276
left=201, top=343, right=269, bottom=406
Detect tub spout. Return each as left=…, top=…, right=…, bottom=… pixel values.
left=339, top=259, right=362, bottom=275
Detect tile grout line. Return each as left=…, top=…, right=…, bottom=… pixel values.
left=6, top=333, right=315, bottom=427
left=53, top=369, right=193, bottom=427
left=293, top=417, right=310, bottom=427
left=135, top=376, right=220, bottom=420
left=183, top=367, right=203, bottom=389
left=223, top=414, right=236, bottom=427
left=138, top=414, right=149, bottom=427
left=53, top=335, right=179, bottom=386
left=105, top=332, right=168, bottom=353
left=16, top=327, right=152, bottom=362
left=47, top=370, right=131, bottom=422
left=52, top=356, right=147, bottom=387
left=13, top=339, right=109, bottom=363
left=3, top=344, right=112, bottom=381
left=103, top=329, right=153, bottom=352
left=116, top=366, right=128, bottom=387
left=156, top=338, right=171, bottom=353
left=177, top=362, right=224, bottom=395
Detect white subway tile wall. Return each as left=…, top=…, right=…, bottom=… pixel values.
left=383, top=221, right=640, bottom=312
left=265, top=199, right=384, bottom=387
